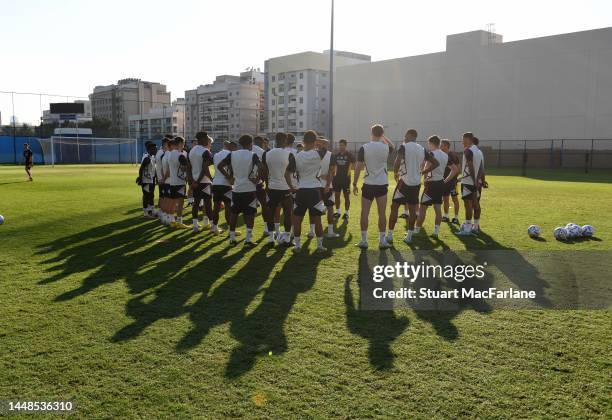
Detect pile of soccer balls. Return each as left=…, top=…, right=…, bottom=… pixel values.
left=527, top=223, right=595, bottom=241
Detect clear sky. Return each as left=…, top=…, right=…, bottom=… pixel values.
left=1, top=0, right=611, bottom=124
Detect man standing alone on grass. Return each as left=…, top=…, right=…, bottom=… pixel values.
left=23, top=143, right=33, bottom=181
left=218, top=134, right=262, bottom=246
left=441, top=139, right=461, bottom=225
left=332, top=139, right=355, bottom=221
left=137, top=141, right=157, bottom=218
left=188, top=132, right=214, bottom=233
left=353, top=124, right=394, bottom=250
left=458, top=132, right=482, bottom=235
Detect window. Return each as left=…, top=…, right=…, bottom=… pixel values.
left=322, top=72, right=327, bottom=77
left=299, top=85, right=303, bottom=91
left=299, top=121, right=303, bottom=128
left=299, top=97, right=303, bottom=104
left=272, top=88, right=276, bottom=95
left=236, top=91, right=239, bottom=96
left=278, top=96, right=284, bottom=105
left=321, top=97, right=326, bottom=102
left=229, top=92, right=232, bottom=96
left=278, top=120, right=285, bottom=128
left=299, top=72, right=303, bottom=79
left=299, top=109, right=303, bottom=116
left=322, top=85, right=327, bottom=89
left=272, top=122, right=276, bottom=129
left=272, top=99, right=275, bottom=105
left=272, top=75, right=276, bottom=82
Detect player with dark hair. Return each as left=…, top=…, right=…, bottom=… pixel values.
left=316, top=137, right=339, bottom=238
left=440, top=139, right=461, bottom=224
left=288, top=130, right=328, bottom=253
left=296, top=143, right=304, bottom=153
left=415, top=136, right=446, bottom=238
left=211, top=140, right=236, bottom=235
left=137, top=141, right=157, bottom=218
left=388, top=129, right=435, bottom=244
left=261, top=132, right=296, bottom=245
left=165, top=137, right=189, bottom=228
left=188, top=132, right=214, bottom=233
left=353, top=124, right=394, bottom=249
left=252, top=135, right=270, bottom=236
left=332, top=139, right=355, bottom=221
left=218, top=134, right=262, bottom=246
left=23, top=143, right=33, bottom=181
left=398, top=128, right=418, bottom=220
left=458, top=132, right=483, bottom=235
left=155, top=136, right=171, bottom=221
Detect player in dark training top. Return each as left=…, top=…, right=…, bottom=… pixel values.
left=332, top=139, right=355, bottom=221
left=23, top=143, right=33, bottom=181
left=440, top=139, right=461, bottom=225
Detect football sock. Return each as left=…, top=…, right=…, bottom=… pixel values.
left=387, top=230, right=393, bottom=240
left=474, top=219, right=480, bottom=226
left=269, top=231, right=275, bottom=242
left=379, top=232, right=386, bottom=243
left=177, top=216, right=183, bottom=224
left=414, top=226, right=421, bottom=233
left=229, top=231, right=236, bottom=240
left=294, top=236, right=301, bottom=248
left=327, top=225, right=334, bottom=234
left=202, top=216, right=209, bottom=226
left=434, top=225, right=440, bottom=235
left=309, top=224, right=315, bottom=234
left=444, top=213, right=449, bottom=218
left=406, top=230, right=414, bottom=241
left=361, top=231, right=367, bottom=242
left=246, top=228, right=253, bottom=242
left=211, top=223, right=218, bottom=232
left=317, top=237, right=324, bottom=248
left=192, top=218, right=198, bottom=226
left=275, top=223, right=281, bottom=236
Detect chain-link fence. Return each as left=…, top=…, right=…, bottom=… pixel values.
left=342, top=139, right=612, bottom=171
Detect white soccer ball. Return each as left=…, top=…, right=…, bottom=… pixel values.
left=553, top=227, right=569, bottom=241
left=581, top=225, right=595, bottom=237
left=460, top=221, right=472, bottom=233
left=527, top=225, right=541, bottom=238
left=565, top=223, right=582, bottom=238
left=0, top=215, right=4, bottom=225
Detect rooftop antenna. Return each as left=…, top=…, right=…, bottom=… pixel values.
left=486, top=23, right=496, bottom=45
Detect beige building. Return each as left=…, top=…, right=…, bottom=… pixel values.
left=128, top=99, right=185, bottom=140
left=90, top=79, right=171, bottom=136
left=264, top=50, right=370, bottom=139
left=185, top=70, right=264, bottom=145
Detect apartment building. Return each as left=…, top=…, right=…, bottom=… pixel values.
left=184, top=69, right=264, bottom=144
left=264, top=50, right=370, bottom=139
left=90, top=79, right=171, bottom=136
left=127, top=99, right=185, bottom=140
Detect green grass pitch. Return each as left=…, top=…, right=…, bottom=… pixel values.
left=0, top=164, right=610, bottom=418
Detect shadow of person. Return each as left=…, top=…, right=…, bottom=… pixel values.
left=344, top=251, right=410, bottom=371
left=224, top=251, right=328, bottom=378
left=175, top=245, right=286, bottom=353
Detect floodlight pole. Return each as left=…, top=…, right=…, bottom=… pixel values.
left=329, top=0, right=335, bottom=149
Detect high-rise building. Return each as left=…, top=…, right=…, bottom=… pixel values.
left=90, top=79, right=171, bottom=136
left=264, top=50, right=370, bottom=139
left=185, top=69, right=264, bottom=144
left=128, top=98, right=185, bottom=140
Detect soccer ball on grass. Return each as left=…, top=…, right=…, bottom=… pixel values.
left=527, top=225, right=541, bottom=238
left=565, top=223, right=582, bottom=239
left=581, top=225, right=595, bottom=237
left=553, top=227, right=569, bottom=241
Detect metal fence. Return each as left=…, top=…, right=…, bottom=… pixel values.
left=344, top=139, right=612, bottom=171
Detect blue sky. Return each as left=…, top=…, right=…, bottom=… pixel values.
left=1, top=0, right=611, bottom=124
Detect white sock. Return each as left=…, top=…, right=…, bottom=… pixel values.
left=176, top=216, right=182, bottom=224
left=274, top=223, right=281, bottom=236
left=192, top=218, right=198, bottom=226
left=143, top=208, right=148, bottom=216
left=230, top=231, right=236, bottom=240
left=344, top=211, right=349, bottom=215
left=444, top=213, right=448, bottom=218
left=295, top=236, right=301, bottom=248
left=406, top=230, right=413, bottom=241
left=264, top=225, right=269, bottom=234
left=361, top=231, right=367, bottom=242
left=246, top=228, right=253, bottom=242
left=379, top=232, right=386, bottom=243
left=202, top=216, right=209, bottom=226
left=211, top=223, right=218, bottom=232
left=309, top=224, right=315, bottom=234
left=474, top=219, right=480, bottom=226
left=269, top=231, right=275, bottom=242
left=434, top=225, right=440, bottom=235
left=188, top=197, right=194, bottom=204
left=414, top=226, right=421, bottom=233
left=317, top=237, right=324, bottom=248
left=327, top=225, right=334, bottom=234
left=387, top=230, right=393, bottom=240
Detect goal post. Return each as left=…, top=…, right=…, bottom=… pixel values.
left=39, top=137, right=139, bottom=165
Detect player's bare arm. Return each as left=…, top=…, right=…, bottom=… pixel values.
left=352, top=161, right=362, bottom=195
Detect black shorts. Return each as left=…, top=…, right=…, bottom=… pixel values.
left=159, top=184, right=169, bottom=198
left=169, top=184, right=186, bottom=199
left=25, top=162, right=33, bottom=169
left=421, top=180, right=445, bottom=205
left=266, top=189, right=291, bottom=209
left=193, top=183, right=212, bottom=200
left=141, top=183, right=155, bottom=195
left=392, top=182, right=420, bottom=205
left=320, top=188, right=335, bottom=207
left=212, top=185, right=232, bottom=203
left=333, top=177, right=350, bottom=193
left=255, top=183, right=266, bottom=207
left=231, top=191, right=258, bottom=215
left=443, top=178, right=458, bottom=197
left=461, top=183, right=479, bottom=201
left=294, top=188, right=325, bottom=217
left=362, top=184, right=388, bottom=201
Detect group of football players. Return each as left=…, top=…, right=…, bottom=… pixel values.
left=137, top=124, right=486, bottom=251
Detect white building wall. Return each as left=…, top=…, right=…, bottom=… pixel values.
left=334, top=27, right=612, bottom=146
